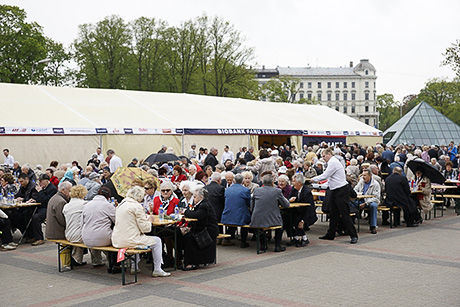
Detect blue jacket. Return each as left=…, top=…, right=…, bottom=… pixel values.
left=221, top=184, right=251, bottom=225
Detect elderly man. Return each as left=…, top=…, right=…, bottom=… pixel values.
left=204, top=172, right=226, bottom=242
left=30, top=174, right=58, bottom=245
left=354, top=169, right=380, bottom=234
left=12, top=161, right=21, bottom=177
left=158, top=145, right=167, bottom=153
left=45, top=181, right=72, bottom=241
left=188, top=144, right=197, bottom=158
left=384, top=167, right=421, bottom=227
left=21, top=164, right=37, bottom=182
left=244, top=146, right=255, bottom=163
left=250, top=174, right=290, bottom=252
left=107, top=149, right=123, bottom=173
left=311, top=148, right=358, bottom=244
left=287, top=174, right=316, bottom=247
left=55, top=164, right=67, bottom=181
left=3, top=149, right=14, bottom=168
left=221, top=172, right=234, bottom=189
left=204, top=147, right=219, bottom=171
left=221, top=174, right=251, bottom=248
left=221, top=145, right=234, bottom=165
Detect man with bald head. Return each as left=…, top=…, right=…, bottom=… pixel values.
left=221, top=172, right=234, bottom=189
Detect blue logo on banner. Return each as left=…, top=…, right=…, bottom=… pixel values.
left=0, top=127, right=5, bottom=133
left=175, top=129, right=184, bottom=134
left=326, top=131, right=331, bottom=136
left=343, top=131, right=349, bottom=136
left=355, top=131, right=360, bottom=136
left=96, top=128, right=108, bottom=134
left=53, top=128, right=64, bottom=134
left=124, top=128, right=133, bottom=134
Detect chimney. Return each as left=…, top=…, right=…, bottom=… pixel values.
left=262, top=65, right=265, bottom=70
left=350, top=61, right=353, bottom=67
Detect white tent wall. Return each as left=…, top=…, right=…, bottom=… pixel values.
left=0, top=135, right=99, bottom=167
left=290, top=136, right=303, bottom=155
left=346, top=136, right=382, bottom=146
left=101, top=135, right=181, bottom=166
left=249, top=135, right=259, bottom=157
left=183, top=135, right=247, bottom=163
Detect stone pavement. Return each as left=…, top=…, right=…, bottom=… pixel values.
left=1, top=209, right=460, bottom=307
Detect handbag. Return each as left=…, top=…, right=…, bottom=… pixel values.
left=193, top=228, right=213, bottom=249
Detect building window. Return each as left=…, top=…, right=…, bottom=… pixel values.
left=335, top=82, right=339, bottom=88
left=335, top=104, right=340, bottom=111
left=365, top=81, right=369, bottom=88
left=343, top=92, right=348, bottom=101
left=374, top=82, right=376, bottom=88
left=308, top=82, right=312, bottom=88
left=351, top=81, right=355, bottom=88
left=318, top=82, right=322, bottom=88
left=365, top=92, right=369, bottom=100
left=317, top=92, right=322, bottom=101
left=335, top=92, right=340, bottom=101
left=374, top=92, right=376, bottom=100
left=365, top=103, right=369, bottom=112
left=365, top=118, right=369, bottom=125
left=351, top=92, right=356, bottom=100
left=344, top=104, right=348, bottom=113
left=351, top=104, right=356, bottom=113
left=327, top=82, right=331, bottom=88
left=327, top=93, right=332, bottom=101
left=307, top=93, right=312, bottom=99
left=300, top=93, right=304, bottom=99
left=365, top=70, right=369, bottom=75
left=300, top=82, right=304, bottom=89
left=344, top=82, right=347, bottom=88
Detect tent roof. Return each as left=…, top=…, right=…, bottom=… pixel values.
left=1, top=82, right=381, bottom=136
left=383, top=101, right=460, bottom=146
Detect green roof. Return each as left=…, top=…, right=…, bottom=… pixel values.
left=383, top=101, right=460, bottom=146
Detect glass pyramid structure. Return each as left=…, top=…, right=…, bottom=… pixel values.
left=383, top=101, right=460, bottom=146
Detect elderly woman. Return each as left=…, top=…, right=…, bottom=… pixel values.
left=178, top=181, right=196, bottom=210
left=412, top=168, right=433, bottom=214
left=143, top=179, right=160, bottom=214
left=60, top=169, right=77, bottom=186
left=190, top=158, right=203, bottom=173
left=181, top=187, right=218, bottom=270
left=346, top=159, right=360, bottom=177
left=81, top=187, right=118, bottom=273
left=242, top=171, right=259, bottom=193
left=1, top=173, right=17, bottom=196
left=84, top=172, right=102, bottom=201
left=277, top=175, right=292, bottom=199
left=248, top=149, right=279, bottom=182
left=62, top=185, right=94, bottom=265
left=303, top=161, right=317, bottom=179
left=188, top=165, right=197, bottom=181
left=171, top=165, right=187, bottom=186
left=112, top=186, right=170, bottom=277
left=153, top=181, right=180, bottom=215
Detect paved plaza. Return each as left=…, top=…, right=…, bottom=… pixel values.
left=1, top=209, right=460, bottom=307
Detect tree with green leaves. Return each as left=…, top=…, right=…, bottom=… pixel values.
left=73, top=15, right=132, bottom=89
left=377, top=93, right=400, bottom=130
left=261, top=76, right=318, bottom=104
left=442, top=39, right=460, bottom=77
left=0, top=5, right=48, bottom=84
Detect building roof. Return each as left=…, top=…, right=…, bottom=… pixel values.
left=383, top=101, right=460, bottom=146
left=277, top=67, right=357, bottom=77
left=0, top=82, right=381, bottom=136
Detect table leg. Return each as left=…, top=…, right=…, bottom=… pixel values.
left=19, top=206, right=38, bottom=244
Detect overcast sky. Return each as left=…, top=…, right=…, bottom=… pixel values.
left=6, top=0, right=460, bottom=102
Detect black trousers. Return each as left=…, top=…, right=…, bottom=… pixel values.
left=325, top=185, right=357, bottom=238
left=0, top=218, right=13, bottom=245
left=226, top=227, right=249, bottom=243
left=31, top=208, right=46, bottom=240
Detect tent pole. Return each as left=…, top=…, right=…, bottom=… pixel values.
left=181, top=134, right=184, bottom=155
left=99, top=135, right=103, bottom=149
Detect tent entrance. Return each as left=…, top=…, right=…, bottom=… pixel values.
left=258, top=135, right=292, bottom=149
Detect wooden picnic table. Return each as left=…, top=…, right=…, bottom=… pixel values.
left=312, top=191, right=374, bottom=199
left=1, top=202, right=41, bottom=243
left=0, top=202, right=41, bottom=210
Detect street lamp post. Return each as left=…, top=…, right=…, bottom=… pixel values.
left=30, top=58, right=51, bottom=84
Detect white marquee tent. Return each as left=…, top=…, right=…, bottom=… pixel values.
left=0, top=83, right=382, bottom=166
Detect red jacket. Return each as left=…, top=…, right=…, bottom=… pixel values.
left=153, top=196, right=180, bottom=215
left=50, top=176, right=59, bottom=187
left=171, top=174, right=187, bottom=183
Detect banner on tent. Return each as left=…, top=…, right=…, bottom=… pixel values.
left=184, top=128, right=303, bottom=135
left=302, top=136, right=346, bottom=147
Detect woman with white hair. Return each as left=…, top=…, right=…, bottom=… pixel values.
left=346, top=159, right=360, bottom=177
left=178, top=181, right=196, bottom=210
left=111, top=186, right=170, bottom=277
left=241, top=171, right=259, bottom=193
left=152, top=181, right=180, bottom=215
left=277, top=175, right=292, bottom=198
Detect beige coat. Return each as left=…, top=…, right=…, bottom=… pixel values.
left=111, top=197, right=157, bottom=248
left=412, top=176, right=433, bottom=213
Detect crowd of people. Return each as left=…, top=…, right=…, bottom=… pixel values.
left=1, top=140, right=458, bottom=276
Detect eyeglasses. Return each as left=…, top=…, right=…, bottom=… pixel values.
left=144, top=187, right=153, bottom=190
left=161, top=189, right=171, bottom=193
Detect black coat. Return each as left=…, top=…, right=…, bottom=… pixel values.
left=384, top=173, right=416, bottom=213
left=184, top=199, right=219, bottom=239
left=204, top=153, right=218, bottom=171
left=289, top=185, right=317, bottom=226
left=37, top=183, right=58, bottom=209
left=204, top=181, right=225, bottom=222
left=244, top=151, right=255, bottom=163
left=16, top=181, right=39, bottom=202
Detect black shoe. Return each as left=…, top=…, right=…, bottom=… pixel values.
left=182, top=265, right=198, bottom=271
left=71, top=258, right=87, bottom=267
left=287, top=239, right=298, bottom=246
left=406, top=223, right=419, bottom=227
left=319, top=235, right=334, bottom=240
left=417, top=218, right=423, bottom=224
left=382, top=220, right=390, bottom=226
left=296, top=239, right=309, bottom=247
left=107, top=267, right=122, bottom=274
left=240, top=242, right=250, bottom=248
left=274, top=246, right=286, bottom=252
left=370, top=227, right=377, bottom=234
left=350, top=237, right=358, bottom=244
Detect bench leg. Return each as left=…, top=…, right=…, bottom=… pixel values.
left=57, top=244, right=72, bottom=272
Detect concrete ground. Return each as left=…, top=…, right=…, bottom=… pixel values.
left=1, top=208, right=460, bottom=307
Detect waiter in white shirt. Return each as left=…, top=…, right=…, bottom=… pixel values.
left=311, top=147, right=358, bottom=244
left=3, top=149, right=14, bottom=168
left=107, top=149, right=123, bottom=173
left=221, top=145, right=234, bottom=165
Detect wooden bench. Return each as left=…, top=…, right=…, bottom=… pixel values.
left=217, top=233, right=231, bottom=240
left=47, top=239, right=151, bottom=285
left=218, top=223, right=282, bottom=254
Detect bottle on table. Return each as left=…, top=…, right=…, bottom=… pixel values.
left=159, top=204, right=164, bottom=221
left=174, top=204, right=180, bottom=220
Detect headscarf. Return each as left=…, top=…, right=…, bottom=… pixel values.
left=60, top=169, right=75, bottom=183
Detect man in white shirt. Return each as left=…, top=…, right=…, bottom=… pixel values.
left=3, top=149, right=14, bottom=168
left=221, top=145, right=234, bottom=165
left=311, top=147, right=358, bottom=244
left=93, top=147, right=104, bottom=163
left=107, top=149, right=123, bottom=173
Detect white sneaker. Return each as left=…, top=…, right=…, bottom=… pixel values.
left=1, top=244, right=16, bottom=251
left=130, top=267, right=141, bottom=275
left=152, top=270, right=171, bottom=277
left=8, top=242, right=18, bottom=247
